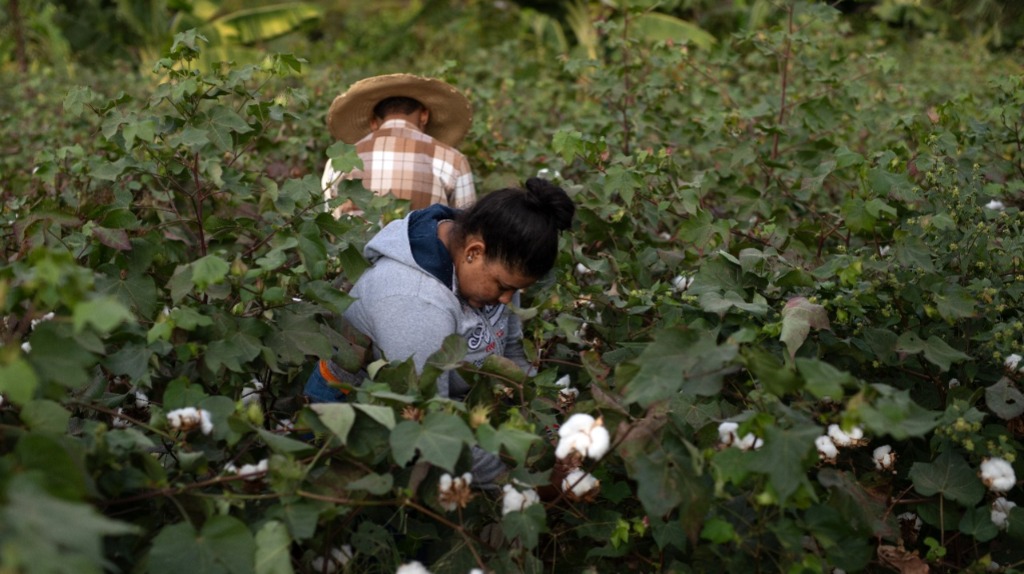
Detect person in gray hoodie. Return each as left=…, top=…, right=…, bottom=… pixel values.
left=305, top=177, right=575, bottom=485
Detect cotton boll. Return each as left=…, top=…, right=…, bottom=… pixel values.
left=718, top=422, right=739, bottom=446
left=735, top=433, right=763, bottom=451
left=555, top=414, right=611, bottom=460
left=816, top=435, right=838, bottom=463
left=311, top=545, right=354, bottom=573
left=396, top=561, right=432, bottom=574
left=985, top=200, right=1006, bottom=211
left=554, top=374, right=571, bottom=388
left=1006, top=354, right=1023, bottom=372
left=558, top=414, right=596, bottom=437
left=562, top=469, right=600, bottom=497
left=981, top=457, right=1017, bottom=492
left=134, top=390, right=150, bottom=409
left=873, top=445, right=896, bottom=472
left=827, top=423, right=865, bottom=448
left=991, top=497, right=1016, bottom=530
left=501, top=484, right=540, bottom=515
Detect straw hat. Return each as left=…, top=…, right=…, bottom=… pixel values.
left=326, top=73, right=472, bottom=147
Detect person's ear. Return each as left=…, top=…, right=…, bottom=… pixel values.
left=463, top=238, right=484, bottom=263
left=370, top=116, right=381, bottom=131
left=419, top=108, right=430, bottom=130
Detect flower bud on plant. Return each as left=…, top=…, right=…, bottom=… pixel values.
left=468, top=404, right=491, bottom=429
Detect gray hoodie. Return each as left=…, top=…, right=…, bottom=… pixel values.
left=342, top=205, right=530, bottom=398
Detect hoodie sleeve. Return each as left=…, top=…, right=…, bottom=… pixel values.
left=502, top=293, right=536, bottom=376
left=362, top=294, right=458, bottom=397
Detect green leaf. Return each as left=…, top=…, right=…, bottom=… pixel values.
left=958, top=504, right=999, bottom=543
left=353, top=404, right=396, bottom=430
left=934, top=284, right=976, bottom=321
left=72, top=297, right=132, bottom=334
left=624, top=440, right=710, bottom=540
left=311, top=403, right=357, bottom=444
left=150, top=516, right=255, bottom=574
left=700, top=517, right=737, bottom=543
left=254, top=521, right=294, bottom=574
left=779, top=297, right=831, bottom=359
left=20, top=400, right=71, bottom=435
left=256, top=428, right=315, bottom=455
left=632, top=12, right=716, bottom=49
left=749, top=425, right=820, bottom=504
left=346, top=473, right=394, bottom=495
left=501, top=503, right=548, bottom=550
left=0, top=476, right=137, bottom=574
left=204, top=332, right=262, bottom=373
left=909, top=449, right=985, bottom=506
left=895, top=332, right=970, bottom=371
left=856, top=385, right=940, bottom=439
left=796, top=358, right=855, bottom=399
left=0, top=358, right=39, bottom=404
left=206, top=107, right=253, bottom=152
left=476, top=423, right=541, bottom=466
left=985, top=377, right=1024, bottom=420
left=622, top=327, right=739, bottom=406
left=192, top=255, right=230, bottom=289
left=389, top=412, right=474, bottom=472
left=90, top=226, right=132, bottom=250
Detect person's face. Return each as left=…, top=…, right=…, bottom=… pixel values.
left=456, top=241, right=536, bottom=308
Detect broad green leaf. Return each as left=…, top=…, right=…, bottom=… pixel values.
left=256, top=428, right=315, bottom=455
left=501, top=502, right=548, bottom=550
left=700, top=517, right=737, bottom=544
left=254, top=521, right=294, bottom=574
left=20, top=399, right=71, bottom=435
left=90, top=226, right=132, bottom=250
left=632, top=12, right=716, bottom=49
left=326, top=141, right=363, bottom=173
left=0, top=476, right=137, bottom=574
left=477, top=423, right=541, bottom=466
left=148, top=515, right=256, bottom=574
left=353, top=404, right=396, bottom=430
left=192, top=255, right=230, bottom=289
left=15, top=433, right=87, bottom=499
left=72, top=297, right=132, bottom=334
left=96, top=272, right=159, bottom=319
left=934, top=285, right=976, bottom=321
left=311, top=403, right=357, bottom=444
left=895, top=332, right=969, bottom=371
left=624, top=440, right=710, bottom=540
left=622, top=327, right=739, bottom=406
left=389, top=412, right=474, bottom=472
left=749, top=425, right=820, bottom=504
left=346, top=473, right=394, bottom=495
left=909, top=449, right=985, bottom=506
left=205, top=332, right=262, bottom=373
left=796, top=358, right=855, bottom=399
left=856, top=385, right=940, bottom=439
left=985, top=377, right=1024, bottom=420
left=0, top=358, right=39, bottom=404
left=779, top=297, right=831, bottom=359
left=958, top=504, right=999, bottom=542
left=744, top=347, right=802, bottom=396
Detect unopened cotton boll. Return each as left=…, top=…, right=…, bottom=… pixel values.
left=815, top=435, right=838, bottom=463
left=981, top=457, right=1017, bottom=492
left=396, top=561, right=432, bottom=574
left=562, top=469, right=600, bottom=497
left=501, top=484, right=540, bottom=515
left=873, top=445, right=896, bottom=472
left=991, top=497, right=1017, bottom=530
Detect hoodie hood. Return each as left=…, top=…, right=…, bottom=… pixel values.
left=363, top=204, right=457, bottom=289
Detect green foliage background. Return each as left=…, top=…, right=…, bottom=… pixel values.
left=3, top=1, right=1024, bottom=573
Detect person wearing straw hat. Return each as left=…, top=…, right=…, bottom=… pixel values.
left=322, top=73, right=477, bottom=217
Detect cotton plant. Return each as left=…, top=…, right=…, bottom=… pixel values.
left=166, top=407, right=214, bottom=435
left=980, top=457, right=1017, bottom=493
left=827, top=423, right=866, bottom=447
left=718, top=421, right=763, bottom=451
left=437, top=472, right=474, bottom=512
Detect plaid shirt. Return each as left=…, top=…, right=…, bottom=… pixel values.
left=322, top=119, right=476, bottom=217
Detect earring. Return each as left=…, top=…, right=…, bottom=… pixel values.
left=466, top=255, right=474, bottom=263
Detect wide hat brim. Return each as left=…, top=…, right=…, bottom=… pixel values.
left=327, top=74, right=472, bottom=147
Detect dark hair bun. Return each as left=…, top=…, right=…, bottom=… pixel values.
left=524, top=177, right=575, bottom=232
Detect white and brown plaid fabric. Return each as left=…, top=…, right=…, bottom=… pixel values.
left=322, top=119, right=476, bottom=217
